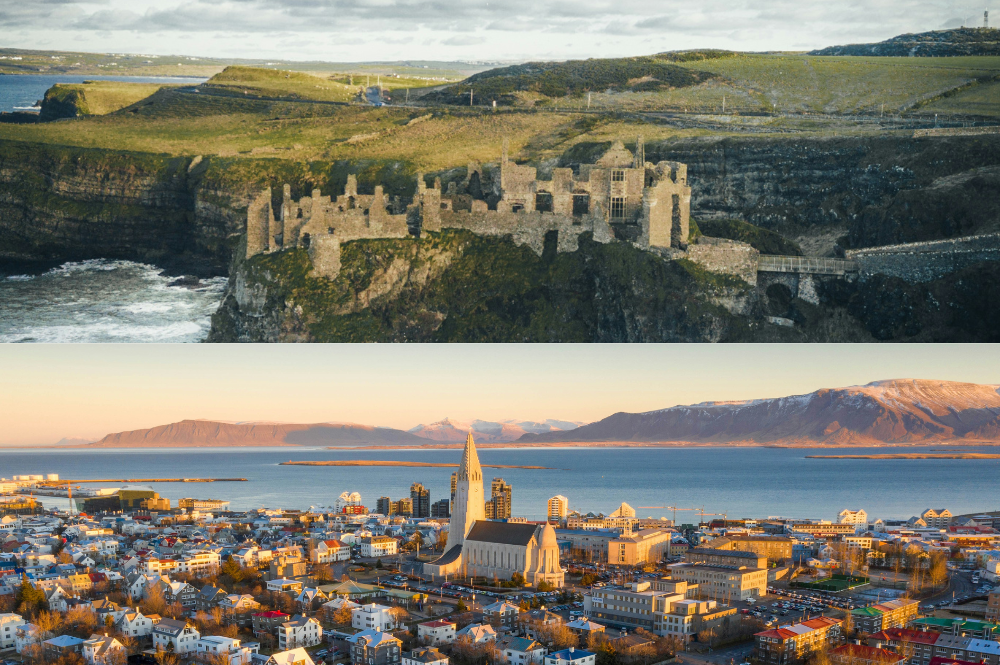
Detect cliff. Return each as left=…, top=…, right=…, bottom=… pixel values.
left=517, top=379, right=1000, bottom=445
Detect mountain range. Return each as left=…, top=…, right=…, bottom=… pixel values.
left=70, top=379, right=1000, bottom=448
left=516, top=380, right=1000, bottom=445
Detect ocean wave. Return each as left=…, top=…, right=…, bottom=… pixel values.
left=5, top=274, right=33, bottom=281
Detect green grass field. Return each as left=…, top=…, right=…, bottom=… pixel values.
left=43, top=81, right=171, bottom=116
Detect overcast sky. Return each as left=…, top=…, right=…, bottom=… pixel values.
left=1, top=344, right=997, bottom=445
left=0, top=0, right=991, bottom=62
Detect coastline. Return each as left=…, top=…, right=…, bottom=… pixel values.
left=279, top=460, right=561, bottom=469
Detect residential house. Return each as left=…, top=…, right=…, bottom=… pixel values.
left=483, top=602, right=519, bottom=630
left=311, top=541, right=350, bottom=564
left=252, top=612, right=289, bottom=639
left=403, top=648, right=448, bottom=665
left=496, top=636, right=546, bottom=665
left=349, top=630, right=402, bottom=665
left=266, top=579, right=303, bottom=594
left=564, top=620, right=604, bottom=640
left=0, top=613, right=26, bottom=649
left=455, top=624, right=497, bottom=644
left=198, top=585, right=229, bottom=611
left=152, top=618, right=201, bottom=654
left=14, top=623, right=41, bottom=654
left=361, top=537, right=398, bottom=558
left=352, top=604, right=398, bottom=632
left=295, top=587, right=328, bottom=613
left=82, top=634, right=126, bottom=665
left=44, top=635, right=86, bottom=658
left=544, top=649, right=595, bottom=665
left=277, top=615, right=322, bottom=650
left=115, top=609, right=153, bottom=639
left=195, top=636, right=258, bottom=665
left=417, top=620, right=456, bottom=646
left=219, top=595, right=262, bottom=627
left=519, top=610, right=562, bottom=640
left=252, top=648, right=314, bottom=665
left=323, top=598, right=360, bottom=625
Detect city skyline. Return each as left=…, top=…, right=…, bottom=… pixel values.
left=1, top=344, right=997, bottom=446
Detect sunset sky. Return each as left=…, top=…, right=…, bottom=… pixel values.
left=1, top=344, right=997, bottom=446
left=0, top=0, right=990, bottom=61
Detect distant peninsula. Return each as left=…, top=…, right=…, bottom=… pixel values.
left=280, top=460, right=558, bottom=469
left=806, top=453, right=1000, bottom=460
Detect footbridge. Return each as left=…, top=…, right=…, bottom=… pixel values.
left=757, top=255, right=858, bottom=276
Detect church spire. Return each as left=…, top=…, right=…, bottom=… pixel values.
left=458, top=431, right=482, bottom=482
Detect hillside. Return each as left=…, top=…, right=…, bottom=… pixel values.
left=423, top=56, right=715, bottom=106
left=39, top=81, right=171, bottom=121
left=516, top=380, right=1000, bottom=445
left=86, top=419, right=427, bottom=447
left=810, top=28, right=1000, bottom=57
left=408, top=418, right=582, bottom=443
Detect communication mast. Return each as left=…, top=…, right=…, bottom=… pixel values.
left=986, top=9, right=990, bottom=28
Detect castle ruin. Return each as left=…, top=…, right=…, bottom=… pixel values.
left=245, top=138, right=693, bottom=278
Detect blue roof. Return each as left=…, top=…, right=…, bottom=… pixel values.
left=547, top=650, right=595, bottom=661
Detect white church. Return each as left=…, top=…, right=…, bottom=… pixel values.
left=423, top=433, right=565, bottom=588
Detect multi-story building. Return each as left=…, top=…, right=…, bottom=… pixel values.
left=115, top=609, right=154, bottom=638
left=431, top=500, right=450, bottom=519
left=987, top=590, right=1000, bottom=623
left=350, top=630, right=402, bottom=665
left=787, top=523, right=858, bottom=539
left=252, top=611, right=289, bottom=638
left=483, top=602, right=520, bottom=630
left=686, top=548, right=768, bottom=570
left=829, top=644, right=903, bottom=665
left=194, top=636, right=258, bottom=665
left=868, top=626, right=1000, bottom=665
left=921, top=510, right=954, bottom=529
left=256, top=648, right=315, bottom=665
left=839, top=510, right=870, bottom=527
left=277, top=615, right=322, bottom=650
left=0, top=613, right=26, bottom=650
left=548, top=496, right=569, bottom=525
left=410, top=484, right=431, bottom=519
left=312, top=540, right=350, bottom=563
left=417, top=620, right=456, bottom=646
left=584, top=581, right=728, bottom=641
left=907, top=618, right=1000, bottom=640
left=361, top=536, right=398, bottom=558
left=657, top=599, right=736, bottom=643
left=153, top=618, right=200, bottom=654
left=851, top=600, right=920, bottom=635
left=608, top=528, right=673, bottom=566
left=753, top=617, right=844, bottom=664
left=669, top=562, right=767, bottom=601
left=218, top=595, right=262, bottom=627
left=403, top=648, right=448, bottom=665
left=556, top=529, right=619, bottom=562
left=352, top=604, right=398, bottom=632
left=708, top=535, right=794, bottom=563
left=486, top=479, right=512, bottom=520
left=545, top=649, right=596, bottom=665
left=496, top=636, right=546, bottom=665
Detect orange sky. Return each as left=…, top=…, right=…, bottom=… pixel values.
left=1, top=344, right=997, bottom=446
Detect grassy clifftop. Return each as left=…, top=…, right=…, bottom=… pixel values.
left=39, top=81, right=170, bottom=121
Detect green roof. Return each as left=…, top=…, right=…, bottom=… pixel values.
left=852, top=607, right=883, bottom=617
left=912, top=617, right=1000, bottom=631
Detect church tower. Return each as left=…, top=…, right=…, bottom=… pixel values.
left=446, top=431, right=486, bottom=552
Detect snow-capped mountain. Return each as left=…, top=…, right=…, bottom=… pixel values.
left=409, top=418, right=583, bottom=443
left=515, top=380, right=1000, bottom=445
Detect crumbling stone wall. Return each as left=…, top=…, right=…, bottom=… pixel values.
left=846, top=233, right=1000, bottom=282
left=684, top=237, right=760, bottom=285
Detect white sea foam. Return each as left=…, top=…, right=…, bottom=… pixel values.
left=0, top=259, right=227, bottom=343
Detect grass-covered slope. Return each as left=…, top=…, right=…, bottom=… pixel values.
left=39, top=81, right=169, bottom=121
left=811, top=28, right=1000, bottom=57
left=208, top=229, right=753, bottom=343
left=424, top=56, right=715, bottom=105
left=202, top=66, right=359, bottom=103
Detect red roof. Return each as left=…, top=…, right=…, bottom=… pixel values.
left=872, top=628, right=940, bottom=646
left=929, top=658, right=982, bottom=665
left=421, top=620, right=456, bottom=628
left=831, top=644, right=903, bottom=663
left=324, top=540, right=346, bottom=548
left=756, top=628, right=797, bottom=640
left=800, top=617, right=841, bottom=630
left=254, top=611, right=289, bottom=618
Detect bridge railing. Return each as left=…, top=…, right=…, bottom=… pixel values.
left=757, top=255, right=858, bottom=275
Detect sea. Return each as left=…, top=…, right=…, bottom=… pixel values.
left=0, top=260, right=227, bottom=343
left=1, top=446, right=997, bottom=521
left=0, top=74, right=207, bottom=113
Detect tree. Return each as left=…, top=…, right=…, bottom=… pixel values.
left=314, top=564, right=334, bottom=582
left=15, top=577, right=47, bottom=617
left=141, top=586, right=167, bottom=617
left=389, top=606, right=410, bottom=629
left=376, top=559, right=384, bottom=570
left=456, top=599, right=468, bottom=612
left=332, top=604, right=354, bottom=626
left=537, top=581, right=555, bottom=592
left=511, top=572, right=525, bottom=586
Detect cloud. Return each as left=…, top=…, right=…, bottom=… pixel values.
left=0, top=0, right=992, bottom=60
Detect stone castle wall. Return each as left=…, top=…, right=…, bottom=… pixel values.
left=846, top=233, right=1000, bottom=282
left=684, top=237, right=760, bottom=285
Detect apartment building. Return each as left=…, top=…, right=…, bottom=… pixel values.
left=0, top=613, right=26, bottom=650
left=352, top=604, right=398, bottom=632
left=483, top=602, right=520, bottom=630
left=548, top=497, right=569, bottom=525
left=584, top=580, right=729, bottom=641
left=669, top=562, right=767, bottom=601
left=311, top=540, right=350, bottom=564
left=706, top=536, right=794, bottom=563
left=194, top=636, right=258, bottom=665
left=787, top=523, right=858, bottom=539
left=851, top=600, right=920, bottom=635
left=753, top=617, right=844, bottom=664
left=839, top=510, right=870, bottom=527
left=868, top=627, right=1000, bottom=665
left=686, top=548, right=768, bottom=570
left=829, top=644, right=903, bottom=665
left=609, top=529, right=673, bottom=566
left=987, top=590, right=999, bottom=623
left=656, top=599, right=737, bottom=643
left=361, top=536, right=398, bottom=558
left=921, top=510, right=954, bottom=529
left=349, top=630, right=402, bottom=665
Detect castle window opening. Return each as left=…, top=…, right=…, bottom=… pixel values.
left=301, top=232, right=311, bottom=248
left=327, top=227, right=335, bottom=235
left=511, top=203, right=524, bottom=213
left=610, top=196, right=626, bottom=219
left=572, top=194, right=590, bottom=216
left=611, top=169, right=625, bottom=182
left=535, top=192, right=553, bottom=213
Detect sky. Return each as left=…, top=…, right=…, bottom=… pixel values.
left=1, top=344, right=998, bottom=446
left=0, top=0, right=992, bottom=62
